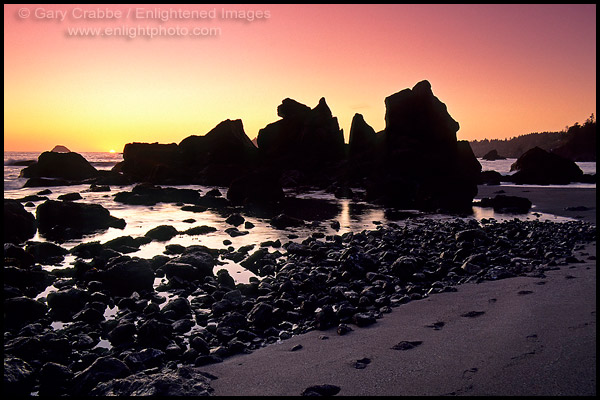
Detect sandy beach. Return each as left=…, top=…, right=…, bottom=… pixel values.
left=476, top=184, right=596, bottom=225
left=202, top=186, right=596, bottom=396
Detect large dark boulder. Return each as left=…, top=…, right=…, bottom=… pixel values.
left=114, top=184, right=201, bottom=206
left=478, top=195, right=532, bottom=213
left=4, top=199, right=37, bottom=244
left=4, top=296, right=48, bottom=329
left=36, top=200, right=126, bottom=240
left=4, top=356, right=36, bottom=396
left=20, top=151, right=98, bottom=181
left=25, top=241, right=69, bottom=264
left=47, top=287, right=90, bottom=321
left=118, top=142, right=180, bottom=183
left=510, top=146, right=583, bottom=184
left=71, top=356, right=131, bottom=396
left=100, top=258, right=155, bottom=296
left=178, top=119, right=258, bottom=167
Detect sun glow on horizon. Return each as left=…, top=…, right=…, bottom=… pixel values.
left=3, top=4, right=596, bottom=152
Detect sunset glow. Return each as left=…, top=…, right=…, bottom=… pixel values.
left=4, top=4, right=596, bottom=152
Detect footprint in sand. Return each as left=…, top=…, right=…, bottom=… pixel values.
left=462, top=367, right=478, bottom=379
left=391, top=341, right=423, bottom=350
left=302, top=384, right=341, bottom=396
left=425, top=321, right=445, bottom=330
left=353, top=357, right=371, bottom=369
left=461, top=311, right=485, bottom=318
left=526, top=334, right=538, bottom=342
left=517, top=290, right=534, bottom=295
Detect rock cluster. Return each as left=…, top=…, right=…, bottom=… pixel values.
left=19, top=80, right=484, bottom=211
left=3, top=215, right=596, bottom=396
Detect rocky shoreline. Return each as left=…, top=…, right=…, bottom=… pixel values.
left=4, top=210, right=596, bottom=396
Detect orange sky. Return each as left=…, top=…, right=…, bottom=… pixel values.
left=4, top=4, right=597, bottom=152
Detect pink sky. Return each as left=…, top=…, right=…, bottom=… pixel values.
left=4, top=4, right=596, bottom=152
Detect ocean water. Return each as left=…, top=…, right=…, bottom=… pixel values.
left=4, top=151, right=595, bottom=285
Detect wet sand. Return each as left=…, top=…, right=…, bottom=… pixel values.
left=476, top=185, right=596, bottom=224
left=201, top=186, right=596, bottom=396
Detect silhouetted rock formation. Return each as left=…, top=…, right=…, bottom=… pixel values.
left=179, top=119, right=257, bottom=166
left=116, top=120, right=258, bottom=186
left=257, top=97, right=345, bottom=167
left=51, top=145, right=71, bottom=153
left=509, top=146, right=583, bottom=184
left=348, top=113, right=379, bottom=158
left=117, top=143, right=179, bottom=183
left=481, top=149, right=506, bottom=160
left=111, top=80, right=481, bottom=211
left=364, top=80, right=481, bottom=211
left=384, top=80, right=459, bottom=150
left=20, top=151, right=98, bottom=181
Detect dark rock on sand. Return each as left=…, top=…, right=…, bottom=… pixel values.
left=479, top=170, right=503, bottom=185
left=510, top=146, right=583, bottom=184
left=478, top=195, right=532, bottom=213
left=4, top=199, right=37, bottom=244
left=36, top=200, right=125, bottom=240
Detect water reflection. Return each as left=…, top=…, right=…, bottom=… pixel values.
left=7, top=184, right=581, bottom=287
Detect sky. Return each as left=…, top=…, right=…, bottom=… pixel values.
left=4, top=4, right=597, bottom=153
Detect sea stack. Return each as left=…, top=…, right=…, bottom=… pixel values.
left=364, top=80, right=482, bottom=211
